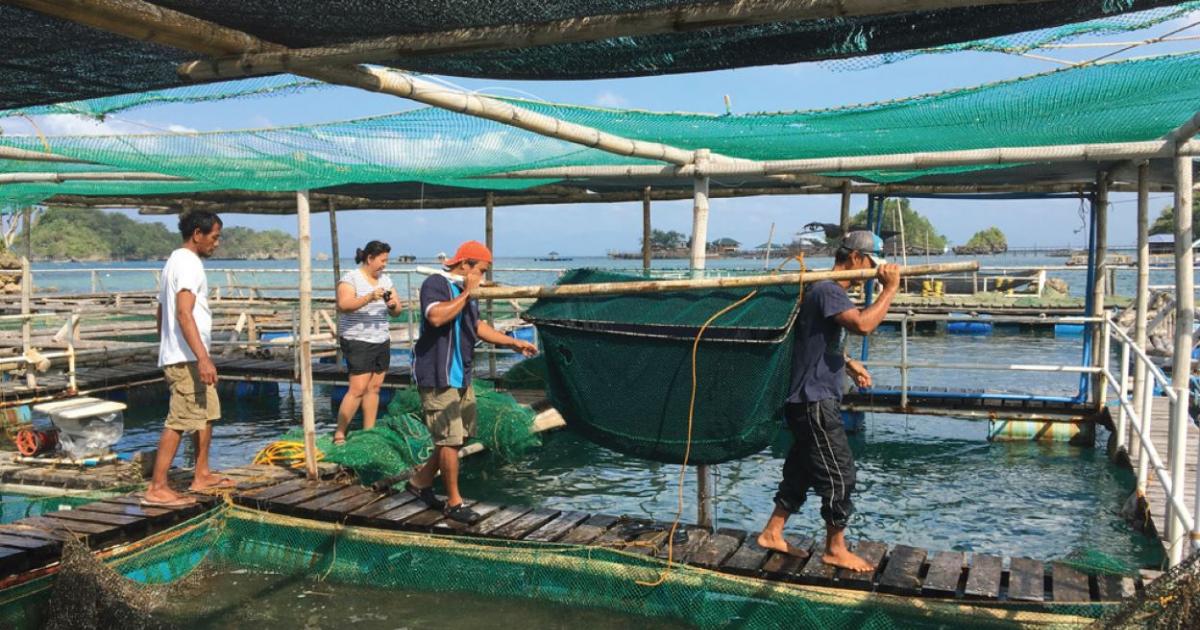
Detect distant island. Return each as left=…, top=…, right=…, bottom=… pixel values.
left=25, top=207, right=299, bottom=261
left=954, top=227, right=1008, bottom=255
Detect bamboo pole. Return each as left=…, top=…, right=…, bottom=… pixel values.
left=1129, top=162, right=1150, bottom=469
left=0, top=146, right=90, bottom=164
left=20, top=256, right=34, bottom=388
left=485, top=192, right=496, bottom=380
left=492, top=139, right=1200, bottom=180
left=641, top=186, right=652, bottom=272
left=1168, top=157, right=1194, bottom=567
left=327, top=199, right=342, bottom=363
left=178, top=0, right=1052, bottom=81
left=0, top=172, right=187, bottom=184
left=296, top=190, right=319, bottom=480
left=690, top=149, right=711, bottom=273
left=839, top=180, right=852, bottom=236
left=1091, top=174, right=1108, bottom=408
left=475, top=261, right=978, bottom=300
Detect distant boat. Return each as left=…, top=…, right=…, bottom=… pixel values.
left=534, top=251, right=572, bottom=262
left=395, top=254, right=416, bottom=263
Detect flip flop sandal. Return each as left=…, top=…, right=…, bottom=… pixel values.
left=443, top=503, right=481, bottom=524
left=140, top=495, right=197, bottom=508
left=405, top=482, right=445, bottom=510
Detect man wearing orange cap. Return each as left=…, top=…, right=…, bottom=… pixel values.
left=408, top=240, right=538, bottom=523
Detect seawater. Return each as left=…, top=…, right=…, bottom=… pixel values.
left=111, top=328, right=1164, bottom=571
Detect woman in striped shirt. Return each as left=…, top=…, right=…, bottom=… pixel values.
left=333, top=240, right=401, bottom=444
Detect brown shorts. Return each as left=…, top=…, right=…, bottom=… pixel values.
left=418, top=385, right=477, bottom=447
left=163, top=362, right=221, bottom=432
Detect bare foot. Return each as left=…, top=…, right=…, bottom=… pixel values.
left=822, top=548, right=873, bottom=572
left=141, top=488, right=196, bottom=507
left=189, top=474, right=236, bottom=492
left=756, top=531, right=811, bottom=558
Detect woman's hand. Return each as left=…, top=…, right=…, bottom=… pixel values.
left=369, top=286, right=386, bottom=302
left=386, top=292, right=401, bottom=312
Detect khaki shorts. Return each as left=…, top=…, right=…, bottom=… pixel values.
left=419, top=385, right=477, bottom=447
left=163, top=362, right=221, bottom=432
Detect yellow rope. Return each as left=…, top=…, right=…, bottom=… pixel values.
left=253, top=440, right=324, bottom=469
left=638, top=288, right=759, bottom=587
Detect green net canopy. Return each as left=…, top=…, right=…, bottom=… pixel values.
left=525, top=269, right=800, bottom=465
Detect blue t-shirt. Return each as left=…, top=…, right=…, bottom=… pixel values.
left=413, top=274, right=480, bottom=389
left=787, top=280, right=857, bottom=403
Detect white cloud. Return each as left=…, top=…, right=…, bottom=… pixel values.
left=594, top=91, right=628, bottom=109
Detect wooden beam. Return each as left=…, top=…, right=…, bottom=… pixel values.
left=0, top=172, right=187, bottom=184
left=0, top=147, right=91, bottom=164
left=178, top=0, right=1055, bottom=81
left=295, top=190, right=318, bottom=480
left=641, top=186, right=651, bottom=272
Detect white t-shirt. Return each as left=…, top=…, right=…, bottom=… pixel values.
left=158, top=248, right=212, bottom=367
left=338, top=269, right=394, bottom=343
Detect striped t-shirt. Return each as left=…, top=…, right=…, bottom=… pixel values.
left=337, top=270, right=394, bottom=343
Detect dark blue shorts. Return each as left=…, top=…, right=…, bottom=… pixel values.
left=340, top=338, right=391, bottom=375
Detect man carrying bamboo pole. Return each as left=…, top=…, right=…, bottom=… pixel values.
left=407, top=241, right=538, bottom=523
left=757, top=231, right=900, bottom=572
left=143, top=210, right=230, bottom=507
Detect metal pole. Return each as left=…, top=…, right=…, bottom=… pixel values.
left=1137, top=373, right=1153, bottom=495
left=642, top=185, right=652, bottom=273
left=1168, top=156, right=1194, bottom=566
left=485, top=192, right=496, bottom=380
left=900, top=313, right=909, bottom=409
left=1130, top=163, right=1150, bottom=467
left=406, top=272, right=416, bottom=354
left=1116, top=338, right=1130, bottom=455
left=691, top=149, right=714, bottom=529
left=1092, top=174, right=1108, bottom=408
left=296, top=190, right=319, bottom=480
left=328, top=199, right=343, bottom=364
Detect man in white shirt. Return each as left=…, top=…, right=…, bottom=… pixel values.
left=143, top=210, right=230, bottom=507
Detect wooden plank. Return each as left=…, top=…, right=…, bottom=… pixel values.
left=404, top=501, right=476, bottom=530
left=689, top=530, right=742, bottom=569
left=15, top=516, right=119, bottom=544
left=489, top=509, right=561, bottom=540
left=467, top=506, right=534, bottom=536
left=797, top=540, right=839, bottom=585
left=964, top=554, right=1003, bottom=600
left=922, top=551, right=965, bottom=597
left=1051, top=563, right=1092, bottom=602
left=0, top=546, right=31, bottom=575
left=74, top=501, right=172, bottom=524
left=376, top=498, right=439, bottom=527
left=291, top=485, right=372, bottom=514
left=268, top=482, right=348, bottom=509
left=721, top=535, right=772, bottom=576
left=1097, top=574, right=1137, bottom=601
left=433, top=502, right=505, bottom=534
left=0, top=533, right=59, bottom=552
left=593, top=518, right=655, bottom=549
left=321, top=489, right=384, bottom=517
left=346, top=493, right=418, bottom=524
left=627, top=525, right=673, bottom=557
left=760, top=537, right=814, bottom=581
left=0, top=523, right=73, bottom=542
left=654, top=527, right=711, bottom=564
left=42, top=509, right=142, bottom=528
left=235, top=478, right=310, bottom=504
left=558, top=515, right=619, bottom=545
left=837, top=540, right=889, bottom=589
left=877, top=545, right=927, bottom=595
left=1007, top=557, right=1045, bottom=602
left=522, top=510, right=590, bottom=542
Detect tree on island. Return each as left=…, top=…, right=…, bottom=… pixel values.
left=957, top=227, right=1008, bottom=254
left=641, top=229, right=687, bottom=251
left=844, top=198, right=947, bottom=253
left=1149, top=200, right=1200, bottom=237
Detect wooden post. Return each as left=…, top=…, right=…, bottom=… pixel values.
left=1128, top=163, right=1150, bottom=467
left=485, top=192, right=496, bottom=380
left=1091, top=175, right=1108, bottom=408
left=23, top=206, right=31, bottom=261
left=20, top=256, right=34, bottom=388
left=690, top=149, right=711, bottom=274
left=296, top=190, right=319, bottom=480
left=328, top=199, right=342, bottom=364
left=690, top=148, right=715, bottom=529
left=642, top=186, right=652, bottom=272
left=839, top=180, right=851, bottom=236
left=1167, top=157, right=1193, bottom=567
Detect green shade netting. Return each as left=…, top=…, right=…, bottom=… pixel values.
left=279, top=381, right=541, bottom=485
left=4, top=50, right=1200, bottom=208
left=0, top=506, right=1126, bottom=629
left=525, top=269, right=800, bottom=465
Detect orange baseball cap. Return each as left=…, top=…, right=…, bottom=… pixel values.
left=445, top=240, right=493, bottom=265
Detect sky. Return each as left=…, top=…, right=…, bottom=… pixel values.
left=4, top=11, right=1198, bottom=258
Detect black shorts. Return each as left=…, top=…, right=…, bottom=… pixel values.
left=339, top=338, right=391, bottom=375
left=773, top=399, right=857, bottom=529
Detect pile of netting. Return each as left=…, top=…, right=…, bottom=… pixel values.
left=258, top=382, right=542, bottom=485
left=525, top=269, right=800, bottom=465
left=1096, top=550, right=1200, bottom=629
left=0, top=505, right=1118, bottom=629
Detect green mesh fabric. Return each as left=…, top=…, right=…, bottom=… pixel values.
left=283, top=382, right=541, bottom=485
left=499, top=355, right=549, bottom=391
left=3, top=50, right=1200, bottom=208
left=0, top=506, right=1119, bottom=629
left=525, top=269, right=798, bottom=464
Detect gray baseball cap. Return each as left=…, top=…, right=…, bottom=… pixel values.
left=840, top=230, right=886, bottom=266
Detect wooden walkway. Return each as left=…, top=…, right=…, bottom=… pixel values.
left=844, top=385, right=1095, bottom=420
left=0, top=358, right=412, bottom=409
left=1129, top=397, right=1199, bottom=550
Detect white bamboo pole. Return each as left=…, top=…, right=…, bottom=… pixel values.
left=177, top=0, right=1054, bottom=81
left=327, top=199, right=342, bottom=364
left=690, top=149, right=711, bottom=273
left=476, top=261, right=978, bottom=300
left=296, top=190, right=319, bottom=480
left=1130, top=162, right=1151, bottom=467
left=1115, top=338, right=1130, bottom=456
left=0, top=146, right=90, bottom=163
left=1138, top=373, right=1153, bottom=494
left=839, top=181, right=852, bottom=236
left=1168, top=156, right=1194, bottom=567
left=642, top=186, right=652, bottom=272
left=20, top=256, right=34, bottom=389
left=1093, top=175, right=1108, bottom=408
left=485, top=192, right=496, bottom=380
left=492, top=139, right=1200, bottom=180
left=0, top=172, right=187, bottom=184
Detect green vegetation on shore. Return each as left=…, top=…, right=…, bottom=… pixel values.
left=24, top=207, right=297, bottom=261
left=847, top=198, right=947, bottom=252
left=960, top=227, right=1008, bottom=254
left=1150, top=199, right=1200, bottom=237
